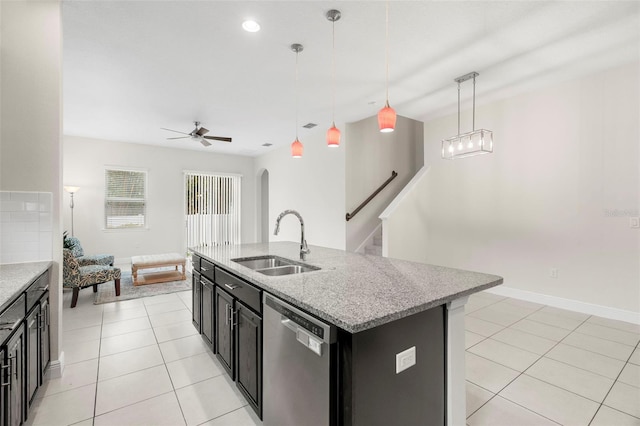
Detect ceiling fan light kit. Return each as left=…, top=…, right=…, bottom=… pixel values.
left=161, top=121, right=232, bottom=147
left=441, top=71, right=493, bottom=160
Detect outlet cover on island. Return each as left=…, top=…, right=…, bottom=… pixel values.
left=631, top=217, right=640, bottom=228
left=550, top=268, right=558, bottom=279
left=396, top=346, right=416, bottom=374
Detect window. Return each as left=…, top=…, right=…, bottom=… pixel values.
left=105, top=168, right=147, bottom=229
left=184, top=172, right=241, bottom=247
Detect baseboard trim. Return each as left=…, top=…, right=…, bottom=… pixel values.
left=48, top=351, right=65, bottom=379
left=485, top=286, right=640, bottom=325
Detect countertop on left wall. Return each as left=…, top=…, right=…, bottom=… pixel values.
left=0, top=261, right=52, bottom=311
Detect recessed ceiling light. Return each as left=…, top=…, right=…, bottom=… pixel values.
left=242, top=20, right=260, bottom=32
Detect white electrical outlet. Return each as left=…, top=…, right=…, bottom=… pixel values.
left=631, top=217, right=640, bottom=228
left=550, top=268, right=558, bottom=279
left=396, top=346, right=416, bottom=374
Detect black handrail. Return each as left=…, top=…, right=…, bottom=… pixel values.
left=346, top=171, right=398, bottom=221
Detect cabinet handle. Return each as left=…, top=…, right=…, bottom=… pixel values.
left=0, top=363, right=10, bottom=387
left=231, top=309, right=238, bottom=330
left=225, top=303, right=230, bottom=325
left=37, top=285, right=49, bottom=291
left=0, top=319, right=21, bottom=331
left=200, top=266, right=208, bottom=272
left=224, top=283, right=239, bottom=291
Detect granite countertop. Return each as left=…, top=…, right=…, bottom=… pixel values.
left=192, top=242, right=503, bottom=333
left=0, top=261, right=52, bottom=312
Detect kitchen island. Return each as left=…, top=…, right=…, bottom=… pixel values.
left=192, top=242, right=502, bottom=425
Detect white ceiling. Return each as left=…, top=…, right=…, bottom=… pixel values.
left=63, top=1, right=640, bottom=157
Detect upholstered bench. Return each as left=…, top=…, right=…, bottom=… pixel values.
left=131, top=253, right=186, bottom=286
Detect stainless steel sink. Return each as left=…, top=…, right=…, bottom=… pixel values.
left=231, top=255, right=320, bottom=276
left=232, top=255, right=290, bottom=270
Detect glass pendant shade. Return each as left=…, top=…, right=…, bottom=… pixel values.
left=327, top=124, right=341, bottom=147
left=378, top=102, right=396, bottom=133
left=441, top=129, right=493, bottom=159
left=291, top=138, right=304, bottom=158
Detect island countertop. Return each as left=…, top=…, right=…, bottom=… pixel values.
left=0, top=261, right=52, bottom=312
left=192, top=242, right=502, bottom=333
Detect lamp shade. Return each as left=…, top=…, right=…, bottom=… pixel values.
left=378, top=102, right=396, bottom=133
left=327, top=124, right=340, bottom=147
left=64, top=186, right=80, bottom=193
left=291, top=138, right=303, bottom=158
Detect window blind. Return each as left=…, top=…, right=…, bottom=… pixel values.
left=185, top=172, right=241, bottom=248
left=105, top=169, right=147, bottom=229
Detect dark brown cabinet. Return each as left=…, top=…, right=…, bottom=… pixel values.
left=39, top=297, right=50, bottom=380
left=26, top=308, right=38, bottom=406
left=191, top=256, right=201, bottom=333
left=5, top=325, right=24, bottom=426
left=236, top=302, right=262, bottom=415
left=200, top=277, right=214, bottom=349
left=215, top=287, right=234, bottom=377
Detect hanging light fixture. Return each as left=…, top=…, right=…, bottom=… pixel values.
left=290, top=43, right=304, bottom=158
left=326, top=9, right=341, bottom=148
left=441, top=71, right=493, bottom=159
left=378, top=2, right=396, bottom=133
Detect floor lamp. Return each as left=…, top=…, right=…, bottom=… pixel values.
left=64, top=186, right=80, bottom=237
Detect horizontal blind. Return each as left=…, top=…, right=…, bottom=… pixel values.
left=105, top=169, right=146, bottom=229
left=185, top=172, right=241, bottom=248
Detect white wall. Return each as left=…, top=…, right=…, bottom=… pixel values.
left=254, top=127, right=346, bottom=250
left=63, top=136, right=256, bottom=261
left=388, top=62, right=640, bottom=314
left=345, top=115, right=424, bottom=251
left=1, top=0, right=64, bottom=374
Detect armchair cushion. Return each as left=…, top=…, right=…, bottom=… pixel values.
left=66, top=237, right=114, bottom=266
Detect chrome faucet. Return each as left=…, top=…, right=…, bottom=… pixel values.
left=274, top=209, right=310, bottom=261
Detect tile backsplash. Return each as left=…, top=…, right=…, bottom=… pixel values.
left=0, top=191, right=53, bottom=263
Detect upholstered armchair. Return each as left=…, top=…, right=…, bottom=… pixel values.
left=65, top=236, right=114, bottom=267
left=63, top=249, right=121, bottom=308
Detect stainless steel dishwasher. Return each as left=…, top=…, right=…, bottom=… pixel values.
left=263, top=293, right=337, bottom=426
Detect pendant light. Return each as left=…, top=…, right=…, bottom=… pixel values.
left=378, top=2, right=396, bottom=133
left=441, top=71, right=494, bottom=159
left=326, top=9, right=341, bottom=148
left=290, top=43, right=304, bottom=158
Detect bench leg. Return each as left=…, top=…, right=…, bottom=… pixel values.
left=115, top=278, right=121, bottom=296
left=93, top=284, right=98, bottom=293
left=71, top=287, right=79, bottom=308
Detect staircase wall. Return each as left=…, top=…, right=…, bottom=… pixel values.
left=345, top=115, right=424, bottom=251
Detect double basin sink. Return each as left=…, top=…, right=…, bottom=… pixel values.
left=231, top=255, right=320, bottom=276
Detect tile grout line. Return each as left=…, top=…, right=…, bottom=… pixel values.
left=587, top=340, right=640, bottom=426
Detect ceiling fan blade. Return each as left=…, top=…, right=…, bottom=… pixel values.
left=167, top=137, right=189, bottom=140
left=203, top=136, right=232, bottom=143
left=196, top=127, right=209, bottom=136
left=200, top=138, right=212, bottom=147
left=161, top=128, right=190, bottom=135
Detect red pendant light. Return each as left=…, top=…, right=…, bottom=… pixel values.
left=326, top=10, right=342, bottom=148
left=290, top=43, right=304, bottom=158
left=291, top=138, right=303, bottom=158
left=327, top=123, right=340, bottom=147
left=378, top=2, right=396, bottom=133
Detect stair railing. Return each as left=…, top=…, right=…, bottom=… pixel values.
left=346, top=171, right=398, bottom=221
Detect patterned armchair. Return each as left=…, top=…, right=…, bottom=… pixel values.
left=63, top=248, right=121, bottom=308
left=65, top=237, right=114, bottom=267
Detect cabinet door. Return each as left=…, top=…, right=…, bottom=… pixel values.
left=1, top=347, right=5, bottom=426
left=7, top=326, right=24, bottom=426
left=236, top=302, right=262, bottom=417
left=26, top=307, right=39, bottom=406
left=201, top=278, right=214, bottom=348
left=215, top=288, right=234, bottom=378
left=40, top=296, right=50, bottom=381
left=192, top=272, right=201, bottom=332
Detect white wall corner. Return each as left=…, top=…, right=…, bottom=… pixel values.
left=446, top=296, right=468, bottom=426
left=47, top=350, right=64, bottom=379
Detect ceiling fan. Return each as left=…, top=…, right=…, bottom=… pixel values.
left=161, top=121, right=232, bottom=147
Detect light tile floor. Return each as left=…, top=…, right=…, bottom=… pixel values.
left=26, top=289, right=640, bottom=426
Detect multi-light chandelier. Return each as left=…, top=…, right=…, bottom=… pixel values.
left=441, top=71, right=493, bottom=159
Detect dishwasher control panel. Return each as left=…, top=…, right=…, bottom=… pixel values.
left=264, top=294, right=335, bottom=343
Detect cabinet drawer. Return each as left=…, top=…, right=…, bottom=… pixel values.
left=200, top=258, right=215, bottom=282
left=26, top=270, right=49, bottom=312
left=0, top=294, right=25, bottom=344
left=191, top=255, right=201, bottom=272
left=215, top=268, right=261, bottom=314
